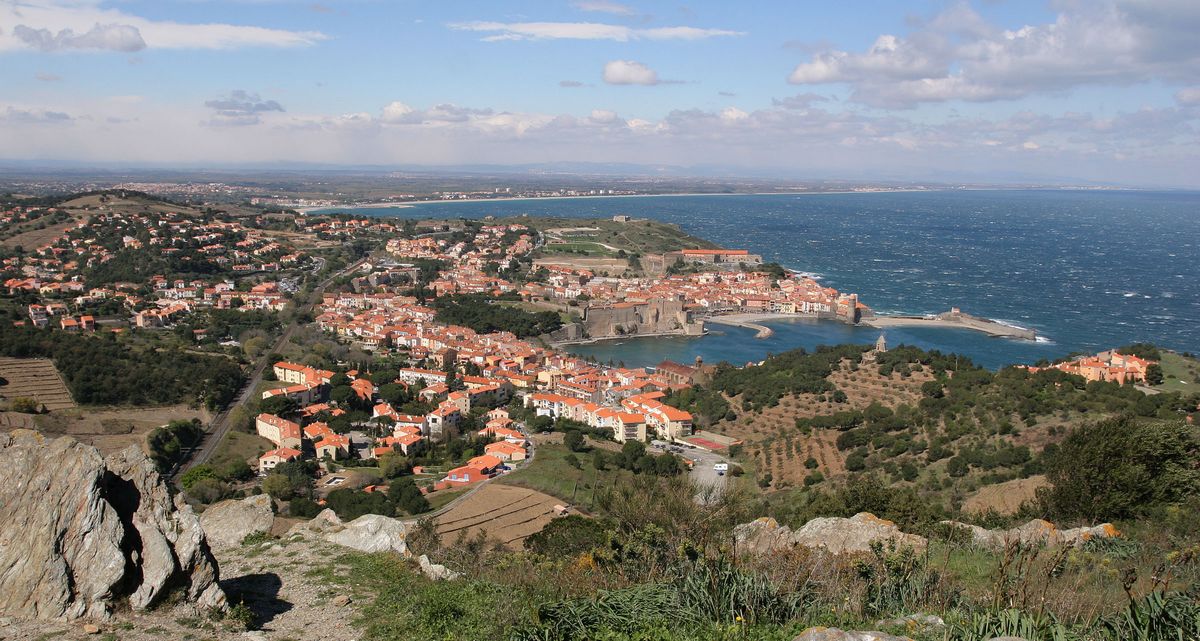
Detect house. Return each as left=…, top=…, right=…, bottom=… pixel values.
left=485, top=440, right=527, bottom=461
left=443, top=454, right=504, bottom=486
left=258, top=447, right=302, bottom=474
left=315, top=434, right=352, bottom=460
left=255, top=413, right=303, bottom=449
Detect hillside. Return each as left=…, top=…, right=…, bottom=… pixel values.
left=666, top=344, right=1200, bottom=516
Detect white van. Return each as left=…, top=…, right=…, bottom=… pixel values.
left=713, top=463, right=729, bottom=472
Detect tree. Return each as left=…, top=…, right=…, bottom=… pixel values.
left=592, top=450, right=609, bottom=471
left=1040, top=416, right=1200, bottom=522
left=563, top=429, right=586, bottom=452
left=654, top=453, right=681, bottom=476
left=387, top=477, right=431, bottom=515
left=262, top=473, right=296, bottom=500
left=1146, top=363, right=1164, bottom=386
left=221, top=459, right=254, bottom=482
left=524, top=515, right=613, bottom=557
left=564, top=453, right=581, bottom=469
left=186, top=478, right=229, bottom=504
left=326, top=488, right=393, bottom=520
left=620, top=440, right=646, bottom=469
left=289, top=497, right=322, bottom=518
left=180, top=464, right=218, bottom=490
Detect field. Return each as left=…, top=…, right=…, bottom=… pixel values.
left=0, top=213, right=87, bottom=250
left=1157, top=351, right=1200, bottom=394
left=723, top=360, right=932, bottom=488
left=0, top=356, right=76, bottom=410
left=432, top=483, right=562, bottom=549
left=532, top=255, right=631, bottom=275
left=209, top=429, right=276, bottom=471
left=32, top=403, right=209, bottom=454
left=961, top=474, right=1048, bottom=515
left=521, top=216, right=719, bottom=255
left=500, top=440, right=633, bottom=510
left=542, top=240, right=617, bottom=256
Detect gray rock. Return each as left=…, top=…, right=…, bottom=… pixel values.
left=200, top=494, right=274, bottom=549
left=0, top=430, right=225, bottom=621
left=287, top=508, right=343, bottom=538
left=418, top=554, right=461, bottom=581
left=737, top=513, right=927, bottom=556
left=325, top=514, right=408, bottom=555
left=941, top=519, right=1120, bottom=550
left=792, top=626, right=912, bottom=641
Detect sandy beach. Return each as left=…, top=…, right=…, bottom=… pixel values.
left=297, top=189, right=940, bottom=214
left=705, top=312, right=812, bottom=339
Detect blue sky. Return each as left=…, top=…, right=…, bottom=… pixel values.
left=2, top=1, right=1198, bottom=186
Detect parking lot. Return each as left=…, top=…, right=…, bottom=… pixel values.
left=651, top=440, right=728, bottom=503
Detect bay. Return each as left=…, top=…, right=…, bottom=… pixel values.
left=316, top=190, right=1200, bottom=370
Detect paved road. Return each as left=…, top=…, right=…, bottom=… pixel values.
left=652, top=440, right=728, bottom=503
left=174, top=258, right=366, bottom=478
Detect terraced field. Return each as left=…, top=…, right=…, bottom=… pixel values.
left=723, top=361, right=932, bottom=489
left=0, top=357, right=75, bottom=410
left=433, top=484, right=561, bottom=550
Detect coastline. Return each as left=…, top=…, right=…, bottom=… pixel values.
left=298, top=189, right=942, bottom=214
left=705, top=312, right=806, bottom=339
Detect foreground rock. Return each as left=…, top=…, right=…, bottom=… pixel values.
left=941, top=518, right=1120, bottom=550
left=0, top=430, right=225, bottom=621
left=793, top=626, right=912, bottom=641
left=418, top=554, right=461, bottom=581
left=288, top=509, right=409, bottom=555
left=736, top=513, right=927, bottom=556
left=200, top=494, right=275, bottom=549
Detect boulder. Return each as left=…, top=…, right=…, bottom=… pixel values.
left=793, top=626, right=913, bottom=641
left=737, top=513, right=926, bottom=556
left=940, top=519, right=1120, bottom=550
left=199, top=494, right=275, bottom=549
left=793, top=513, right=927, bottom=555
left=326, top=514, right=409, bottom=555
left=289, top=510, right=409, bottom=555
left=418, top=554, right=461, bottom=581
left=0, top=430, right=225, bottom=621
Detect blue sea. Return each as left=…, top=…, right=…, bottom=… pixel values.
left=318, top=190, right=1200, bottom=370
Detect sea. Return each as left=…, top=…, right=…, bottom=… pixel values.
left=316, top=190, right=1200, bottom=370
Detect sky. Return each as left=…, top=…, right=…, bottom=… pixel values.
left=1, top=0, right=1199, bottom=187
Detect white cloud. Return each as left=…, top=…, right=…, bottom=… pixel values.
left=1177, top=87, right=1200, bottom=105
left=787, top=1, right=1200, bottom=107
left=572, top=1, right=635, bottom=16
left=13, top=23, right=145, bottom=52
left=0, top=0, right=328, bottom=53
left=603, top=60, right=658, bottom=85
left=448, top=20, right=742, bottom=42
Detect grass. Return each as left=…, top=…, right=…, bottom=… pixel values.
left=426, top=487, right=469, bottom=511
left=543, top=241, right=616, bottom=256
left=499, top=442, right=635, bottom=510
left=1156, top=351, right=1200, bottom=394
left=209, top=429, right=274, bottom=472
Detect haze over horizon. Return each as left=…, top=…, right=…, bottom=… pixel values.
left=3, top=0, right=1199, bottom=188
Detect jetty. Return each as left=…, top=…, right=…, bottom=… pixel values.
left=862, top=308, right=1037, bottom=340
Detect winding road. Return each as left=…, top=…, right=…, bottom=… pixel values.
left=174, top=257, right=366, bottom=478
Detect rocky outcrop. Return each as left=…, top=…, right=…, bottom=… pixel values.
left=288, top=509, right=408, bottom=555
left=418, top=554, right=461, bottom=581
left=199, top=494, right=275, bottom=549
left=736, top=513, right=927, bottom=556
left=0, top=430, right=225, bottom=621
left=941, top=519, right=1120, bottom=550
left=793, top=627, right=912, bottom=641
